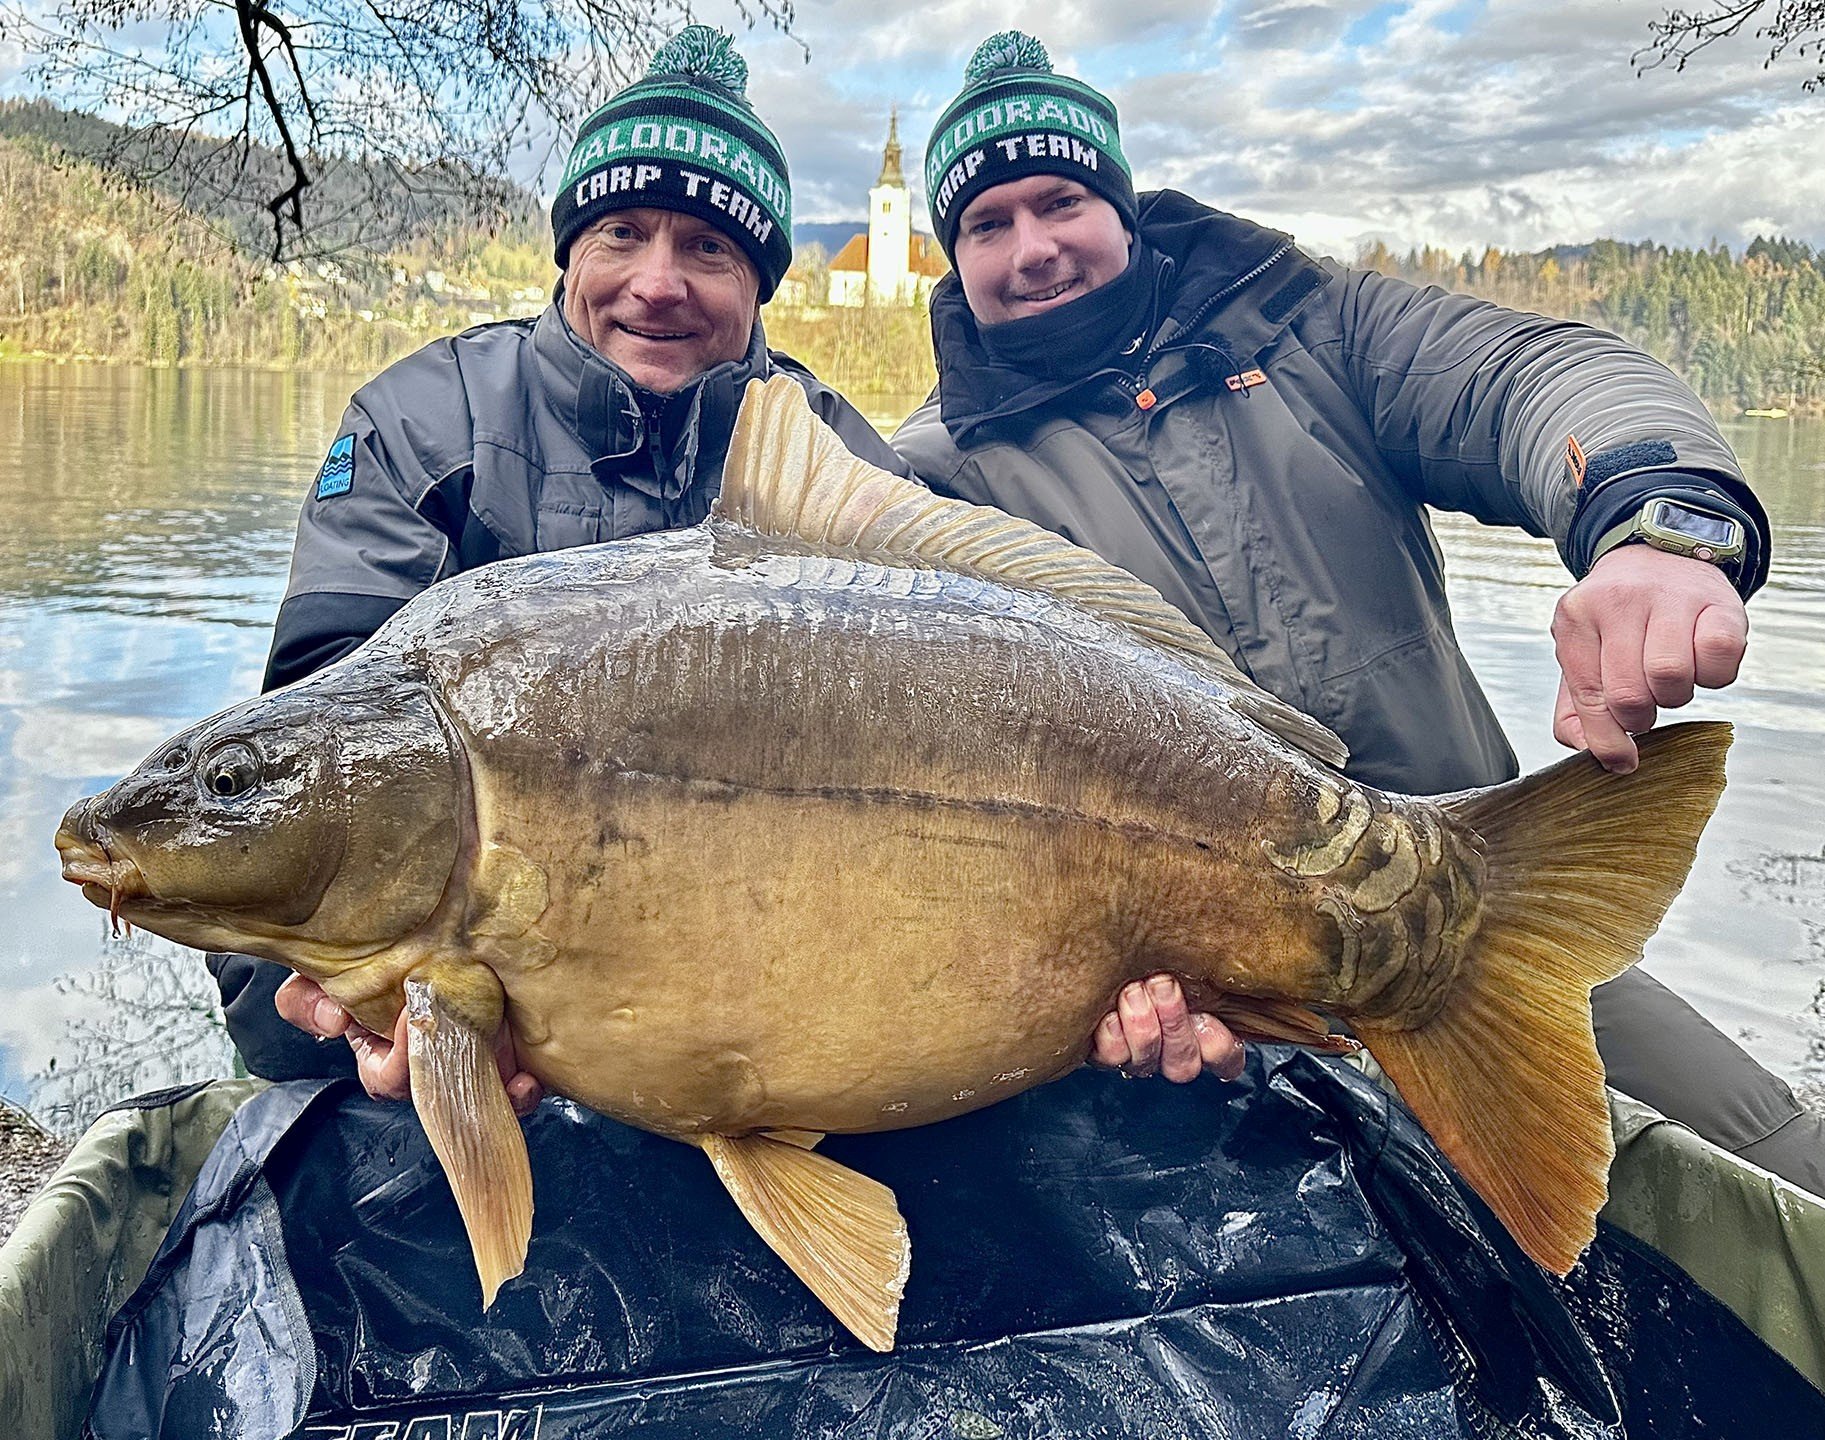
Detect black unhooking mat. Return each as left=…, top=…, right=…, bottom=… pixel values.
left=85, top=1049, right=1824, bottom=1439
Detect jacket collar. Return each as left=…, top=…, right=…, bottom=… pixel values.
left=532, top=297, right=770, bottom=502
left=932, top=190, right=1320, bottom=446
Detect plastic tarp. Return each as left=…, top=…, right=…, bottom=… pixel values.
left=0, top=1080, right=268, bottom=1440
left=71, top=1050, right=1825, bottom=1439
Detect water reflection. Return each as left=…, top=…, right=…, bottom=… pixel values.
left=1, top=365, right=1822, bottom=1129
left=0, top=362, right=351, bottom=1118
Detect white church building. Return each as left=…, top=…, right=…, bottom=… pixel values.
left=824, top=111, right=948, bottom=307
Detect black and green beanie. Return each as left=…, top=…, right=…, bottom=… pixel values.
left=551, top=26, right=792, bottom=299
left=925, top=31, right=1135, bottom=259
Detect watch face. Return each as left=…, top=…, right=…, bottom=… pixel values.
left=1657, top=507, right=1737, bottom=551
left=1648, top=500, right=1738, bottom=547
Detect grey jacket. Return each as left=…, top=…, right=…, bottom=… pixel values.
left=221, top=301, right=910, bottom=1081
left=265, top=300, right=912, bottom=690
left=896, top=191, right=1767, bottom=795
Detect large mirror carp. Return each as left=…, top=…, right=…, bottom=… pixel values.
left=55, top=377, right=1729, bottom=1351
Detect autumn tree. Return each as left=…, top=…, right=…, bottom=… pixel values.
left=0, top=0, right=797, bottom=261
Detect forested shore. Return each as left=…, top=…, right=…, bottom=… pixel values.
left=2, top=110, right=1820, bottom=414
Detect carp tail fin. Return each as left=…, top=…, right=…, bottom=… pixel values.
left=405, top=971, right=534, bottom=1309
left=699, top=1131, right=909, bottom=1351
left=1354, top=721, right=1731, bottom=1275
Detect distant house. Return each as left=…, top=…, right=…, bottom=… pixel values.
left=826, top=111, right=948, bottom=308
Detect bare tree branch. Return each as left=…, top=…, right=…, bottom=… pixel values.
left=1639, top=1, right=1825, bottom=92
left=0, top=0, right=800, bottom=261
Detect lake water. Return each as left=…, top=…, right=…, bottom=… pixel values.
left=2, top=362, right=1822, bottom=1129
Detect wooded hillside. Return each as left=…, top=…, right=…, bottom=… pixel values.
left=2, top=100, right=1819, bottom=412
left=1362, top=237, right=1825, bottom=413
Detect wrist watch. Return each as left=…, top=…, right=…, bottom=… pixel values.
left=1588, top=497, right=1747, bottom=572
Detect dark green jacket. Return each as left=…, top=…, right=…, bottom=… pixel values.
left=894, top=191, right=1765, bottom=794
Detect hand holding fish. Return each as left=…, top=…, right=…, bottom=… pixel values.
left=1551, top=544, right=1747, bottom=774
left=276, top=973, right=544, bottom=1117
left=1090, top=975, right=1245, bottom=1083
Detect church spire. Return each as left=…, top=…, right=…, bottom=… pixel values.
left=876, top=107, right=904, bottom=188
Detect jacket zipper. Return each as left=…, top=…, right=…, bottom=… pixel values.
left=1127, top=241, right=1295, bottom=409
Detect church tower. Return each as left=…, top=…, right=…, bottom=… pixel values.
left=865, top=108, right=911, bottom=304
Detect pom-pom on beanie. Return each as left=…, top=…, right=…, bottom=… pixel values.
left=924, top=31, right=1135, bottom=260
left=551, top=25, right=793, bottom=299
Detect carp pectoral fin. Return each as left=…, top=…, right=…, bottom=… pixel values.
left=404, top=973, right=534, bottom=1309
left=1210, top=995, right=1359, bottom=1055
left=698, top=1132, right=908, bottom=1352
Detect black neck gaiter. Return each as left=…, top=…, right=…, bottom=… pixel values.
left=976, top=242, right=1163, bottom=383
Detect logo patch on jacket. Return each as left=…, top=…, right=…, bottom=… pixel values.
left=315, top=434, right=355, bottom=499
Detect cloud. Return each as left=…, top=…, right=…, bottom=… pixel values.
left=1086, top=0, right=1825, bottom=254
left=737, top=0, right=1825, bottom=253
left=12, top=707, right=176, bottom=780
left=1223, top=0, right=1385, bottom=52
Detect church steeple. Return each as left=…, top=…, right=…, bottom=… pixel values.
left=876, top=107, right=904, bottom=188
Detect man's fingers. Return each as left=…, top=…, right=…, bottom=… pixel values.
left=1116, top=980, right=1163, bottom=1075
left=492, top=1027, right=545, bottom=1116
left=1596, top=604, right=1656, bottom=736
left=1693, top=603, right=1748, bottom=690
left=347, top=1008, right=412, bottom=1102
left=1553, top=607, right=1639, bottom=772
left=275, top=973, right=354, bottom=1039
left=1149, top=975, right=1202, bottom=1083
left=506, top=1073, right=544, bottom=1118
left=1195, top=1014, right=1246, bottom=1082
left=1551, top=676, right=1586, bottom=752
left=1642, top=606, right=1698, bottom=710
left=1091, top=1012, right=1128, bottom=1068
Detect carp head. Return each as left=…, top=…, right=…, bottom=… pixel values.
left=54, top=669, right=465, bottom=968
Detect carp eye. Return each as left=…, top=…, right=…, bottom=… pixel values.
left=199, top=743, right=262, bottom=799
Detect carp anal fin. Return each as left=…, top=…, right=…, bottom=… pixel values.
left=1209, top=993, right=1358, bottom=1054
left=698, top=1131, right=908, bottom=1352
left=1356, top=721, right=1731, bottom=1276
left=716, top=376, right=1348, bottom=770
left=405, top=971, right=534, bottom=1309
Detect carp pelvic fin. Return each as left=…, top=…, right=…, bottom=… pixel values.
left=698, top=1131, right=909, bottom=1352
left=1355, top=721, right=1731, bottom=1276
left=404, top=970, right=534, bottom=1309
left=717, top=376, right=1348, bottom=770
left=760, top=1128, right=825, bottom=1149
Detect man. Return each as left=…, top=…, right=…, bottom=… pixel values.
left=895, top=30, right=1825, bottom=1191
left=209, top=25, right=914, bottom=1095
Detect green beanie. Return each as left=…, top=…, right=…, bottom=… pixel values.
left=551, top=26, right=793, bottom=299
left=925, top=31, right=1135, bottom=259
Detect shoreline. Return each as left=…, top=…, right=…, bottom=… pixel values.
left=0, top=1099, right=71, bottom=1245
left=0, top=348, right=1813, bottom=418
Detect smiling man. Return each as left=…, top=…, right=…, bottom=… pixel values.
left=209, top=26, right=911, bottom=1090
left=895, top=31, right=1825, bottom=1193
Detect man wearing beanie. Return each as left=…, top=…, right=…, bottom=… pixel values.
left=897, top=32, right=1824, bottom=1194
left=209, top=25, right=912, bottom=1090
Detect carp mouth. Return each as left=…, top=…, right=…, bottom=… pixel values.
left=54, top=828, right=151, bottom=935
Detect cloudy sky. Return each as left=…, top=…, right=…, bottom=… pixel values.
left=3, top=0, right=1820, bottom=259
left=723, top=0, right=1825, bottom=260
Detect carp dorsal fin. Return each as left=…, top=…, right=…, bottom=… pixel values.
left=717, top=375, right=1349, bottom=770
